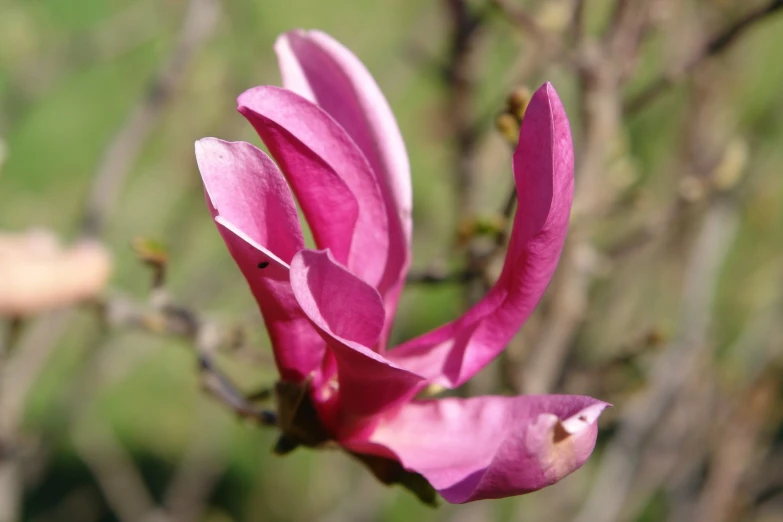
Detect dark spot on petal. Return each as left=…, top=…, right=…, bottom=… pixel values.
left=553, top=422, right=570, bottom=443
left=257, top=261, right=270, bottom=269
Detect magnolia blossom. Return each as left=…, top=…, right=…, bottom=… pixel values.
left=0, top=229, right=111, bottom=317
left=195, top=29, right=607, bottom=503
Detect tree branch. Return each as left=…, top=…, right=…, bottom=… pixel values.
left=572, top=197, right=739, bottom=522
left=80, top=0, right=221, bottom=237
left=624, top=0, right=783, bottom=115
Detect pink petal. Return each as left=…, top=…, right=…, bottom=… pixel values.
left=344, top=395, right=608, bottom=503
left=275, top=29, right=412, bottom=245
left=195, top=138, right=324, bottom=381
left=237, top=86, right=390, bottom=292
left=289, top=249, right=424, bottom=425
left=275, top=30, right=412, bottom=346
left=388, top=83, right=574, bottom=387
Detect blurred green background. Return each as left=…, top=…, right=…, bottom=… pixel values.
left=2, top=0, right=783, bottom=521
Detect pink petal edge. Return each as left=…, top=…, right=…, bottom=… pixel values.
left=275, top=29, right=412, bottom=243
left=195, top=138, right=324, bottom=381
left=388, top=83, right=575, bottom=387
left=343, top=395, right=609, bottom=503
left=238, top=86, right=390, bottom=291
left=289, top=249, right=425, bottom=425
left=275, top=29, right=412, bottom=348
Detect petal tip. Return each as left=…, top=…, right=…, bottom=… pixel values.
left=290, top=249, right=386, bottom=348
left=560, top=401, right=611, bottom=435
left=529, top=81, right=561, bottom=115
left=194, top=136, right=213, bottom=153
left=274, top=28, right=307, bottom=51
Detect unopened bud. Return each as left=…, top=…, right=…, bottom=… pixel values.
left=132, top=236, right=168, bottom=288
left=0, top=230, right=112, bottom=316
left=495, top=113, right=519, bottom=145
left=473, top=215, right=506, bottom=237
left=507, top=87, right=532, bottom=121
left=456, top=217, right=476, bottom=247
left=712, top=138, right=748, bottom=191
left=132, top=237, right=169, bottom=266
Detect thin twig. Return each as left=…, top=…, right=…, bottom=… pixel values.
left=444, top=0, right=483, bottom=220
left=198, top=354, right=277, bottom=426
left=100, top=292, right=277, bottom=427
left=162, top=406, right=228, bottom=522
left=405, top=268, right=474, bottom=285
left=73, top=422, right=170, bottom=522
left=693, top=372, right=779, bottom=522
left=0, top=4, right=221, bottom=518
left=442, top=0, right=491, bottom=310
left=519, top=54, right=623, bottom=394
left=624, top=0, right=783, bottom=115
left=572, top=197, right=739, bottom=522
left=622, top=363, right=717, bottom=522
left=490, top=0, right=573, bottom=64
left=604, top=1, right=656, bottom=81
left=0, top=311, right=72, bottom=522
left=80, top=0, right=221, bottom=237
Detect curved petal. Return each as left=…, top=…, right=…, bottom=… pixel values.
left=196, top=138, right=303, bottom=261
left=238, top=86, right=389, bottom=291
left=275, top=30, right=412, bottom=339
left=343, top=395, right=608, bottom=503
left=289, top=249, right=424, bottom=426
left=195, top=138, right=323, bottom=381
left=388, top=83, right=574, bottom=387
left=275, top=30, right=411, bottom=229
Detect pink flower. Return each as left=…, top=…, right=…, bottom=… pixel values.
left=0, top=229, right=111, bottom=317
left=195, top=29, right=607, bottom=504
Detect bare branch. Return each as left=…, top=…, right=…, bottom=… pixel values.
left=0, top=311, right=73, bottom=522
left=693, top=372, right=780, bottom=522
left=625, top=0, right=783, bottom=115
left=405, top=267, right=474, bottom=285
left=490, top=0, right=572, bottom=64
left=99, top=292, right=277, bottom=427
left=443, top=0, right=484, bottom=220
left=73, top=422, right=170, bottom=522
left=163, top=407, right=228, bottom=522
left=198, top=354, right=277, bottom=426
left=80, top=0, right=221, bottom=237
left=572, top=198, right=739, bottom=522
